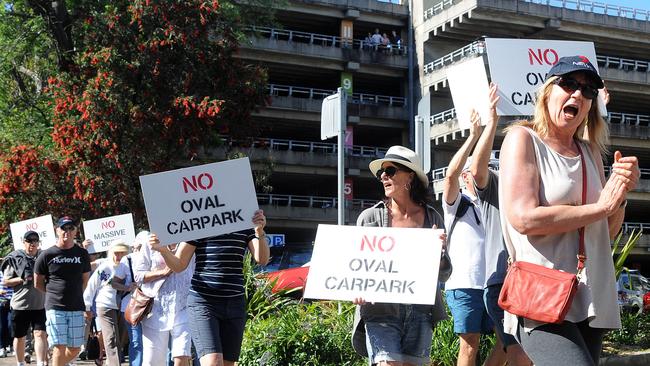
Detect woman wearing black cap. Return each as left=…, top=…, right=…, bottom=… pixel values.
left=351, top=145, right=450, bottom=366
left=499, top=56, right=640, bottom=365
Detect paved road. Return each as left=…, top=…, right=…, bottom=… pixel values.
left=0, top=353, right=99, bottom=365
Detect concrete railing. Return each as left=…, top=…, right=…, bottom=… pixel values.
left=424, top=0, right=454, bottom=20
left=608, top=112, right=650, bottom=126
left=621, top=222, right=650, bottom=234
left=257, top=193, right=376, bottom=209
left=423, top=41, right=485, bottom=74
left=430, top=107, right=650, bottom=127
left=523, top=0, right=650, bottom=21
left=247, top=26, right=407, bottom=55
left=429, top=108, right=457, bottom=125
left=224, top=136, right=388, bottom=158
left=267, top=84, right=406, bottom=107
left=597, top=55, right=650, bottom=72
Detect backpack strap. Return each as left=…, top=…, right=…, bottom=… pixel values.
left=127, top=256, right=135, bottom=284
left=447, top=194, right=479, bottom=249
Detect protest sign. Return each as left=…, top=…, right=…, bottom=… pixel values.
left=139, top=158, right=258, bottom=246
left=304, top=224, right=443, bottom=305
left=485, top=38, right=606, bottom=116
left=10, top=215, right=56, bottom=250
left=82, top=214, right=136, bottom=253
left=447, top=56, right=491, bottom=129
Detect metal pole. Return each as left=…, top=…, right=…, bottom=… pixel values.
left=337, top=87, right=346, bottom=226
left=407, top=0, right=415, bottom=147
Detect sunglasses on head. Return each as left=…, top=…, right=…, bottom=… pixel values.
left=553, top=77, right=599, bottom=100
left=375, top=165, right=402, bottom=180
left=61, top=225, right=76, bottom=232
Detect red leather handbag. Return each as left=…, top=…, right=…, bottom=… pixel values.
left=498, top=142, right=587, bottom=324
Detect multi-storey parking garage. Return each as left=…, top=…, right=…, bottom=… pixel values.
left=229, top=0, right=650, bottom=272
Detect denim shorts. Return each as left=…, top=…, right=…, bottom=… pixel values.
left=483, top=284, right=518, bottom=348
left=363, top=304, right=433, bottom=366
left=445, top=289, right=493, bottom=334
left=187, top=293, right=247, bottom=361
left=45, top=310, right=85, bottom=348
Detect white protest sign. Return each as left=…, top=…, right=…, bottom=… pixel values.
left=446, top=56, right=491, bottom=129
left=485, top=38, right=607, bottom=116
left=304, top=224, right=443, bottom=305
left=139, top=158, right=258, bottom=246
left=10, top=214, right=56, bottom=250
left=82, top=214, right=136, bottom=253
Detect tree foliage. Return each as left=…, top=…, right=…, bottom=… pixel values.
left=0, top=0, right=273, bottom=238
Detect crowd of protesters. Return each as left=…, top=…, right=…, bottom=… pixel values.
left=0, top=55, right=642, bottom=366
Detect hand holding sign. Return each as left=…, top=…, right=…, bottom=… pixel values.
left=305, top=225, right=443, bottom=305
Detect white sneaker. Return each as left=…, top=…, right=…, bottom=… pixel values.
left=0, top=347, right=6, bottom=357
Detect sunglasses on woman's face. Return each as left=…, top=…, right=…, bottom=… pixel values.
left=375, top=165, right=402, bottom=180
left=553, top=77, right=599, bottom=100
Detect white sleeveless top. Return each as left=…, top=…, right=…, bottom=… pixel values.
left=499, top=127, right=621, bottom=335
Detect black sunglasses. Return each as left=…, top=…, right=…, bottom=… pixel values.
left=61, top=225, right=76, bottom=232
left=375, top=165, right=402, bottom=180
left=25, top=238, right=40, bottom=244
left=553, top=77, right=599, bottom=100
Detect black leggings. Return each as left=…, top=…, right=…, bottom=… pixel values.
left=516, top=319, right=606, bottom=366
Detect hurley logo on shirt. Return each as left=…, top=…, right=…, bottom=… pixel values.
left=51, top=256, right=82, bottom=264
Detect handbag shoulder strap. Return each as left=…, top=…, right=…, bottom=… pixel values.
left=575, top=141, right=587, bottom=274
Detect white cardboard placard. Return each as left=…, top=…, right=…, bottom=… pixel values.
left=139, top=158, right=259, bottom=246
left=82, top=214, right=136, bottom=253
left=10, top=215, right=56, bottom=250
left=485, top=38, right=606, bottom=116
left=446, top=56, right=491, bottom=129
left=304, top=224, right=443, bottom=305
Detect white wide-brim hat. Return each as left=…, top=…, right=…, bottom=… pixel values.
left=369, top=146, right=429, bottom=187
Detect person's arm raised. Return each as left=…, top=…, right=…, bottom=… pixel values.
left=470, top=83, right=499, bottom=190
left=150, top=235, right=195, bottom=273
left=443, top=112, right=481, bottom=205
left=248, top=210, right=270, bottom=266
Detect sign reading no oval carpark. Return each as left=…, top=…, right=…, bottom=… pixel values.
left=10, top=214, right=56, bottom=250
left=82, top=213, right=136, bottom=254
left=484, top=38, right=606, bottom=117
left=139, top=158, right=259, bottom=246
left=304, top=224, right=443, bottom=305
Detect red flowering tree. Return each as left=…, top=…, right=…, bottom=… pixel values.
left=0, top=0, right=272, bottom=239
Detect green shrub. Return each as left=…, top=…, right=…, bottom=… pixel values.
left=605, top=312, right=650, bottom=348
left=239, top=301, right=365, bottom=366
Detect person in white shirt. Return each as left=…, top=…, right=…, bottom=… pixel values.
left=443, top=116, right=505, bottom=366
left=133, top=232, right=194, bottom=366
left=83, top=241, right=130, bottom=366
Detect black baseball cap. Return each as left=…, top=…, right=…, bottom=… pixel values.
left=56, top=216, right=75, bottom=228
left=23, top=231, right=39, bottom=241
left=546, top=55, right=604, bottom=88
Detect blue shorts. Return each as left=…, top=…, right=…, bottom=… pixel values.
left=45, top=310, right=86, bottom=348
left=187, top=293, right=247, bottom=361
left=364, top=304, right=433, bottom=366
left=445, top=289, right=493, bottom=335
left=484, top=284, right=519, bottom=348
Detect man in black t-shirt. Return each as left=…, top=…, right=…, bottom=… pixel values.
left=35, top=216, right=91, bottom=366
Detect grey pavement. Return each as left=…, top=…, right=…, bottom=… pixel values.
left=0, top=353, right=98, bottom=365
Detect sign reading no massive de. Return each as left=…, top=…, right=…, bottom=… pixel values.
left=82, top=214, right=136, bottom=254
left=485, top=38, right=606, bottom=116
left=139, top=158, right=259, bottom=246
left=10, top=214, right=56, bottom=250
left=304, top=225, right=443, bottom=305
